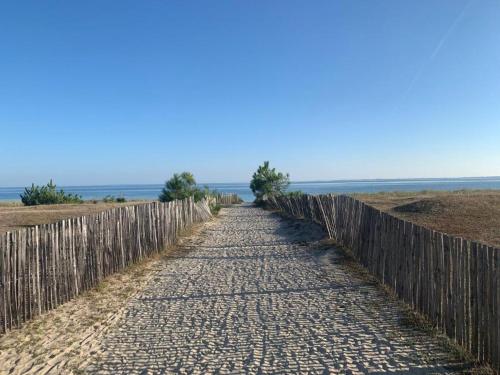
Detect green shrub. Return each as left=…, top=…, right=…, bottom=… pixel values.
left=102, top=195, right=127, bottom=203
left=159, top=172, right=212, bottom=203
left=250, top=161, right=290, bottom=205
left=20, top=180, right=83, bottom=206
left=283, top=190, right=304, bottom=198
left=102, top=195, right=115, bottom=203
left=159, top=172, right=197, bottom=202
left=209, top=203, right=222, bottom=215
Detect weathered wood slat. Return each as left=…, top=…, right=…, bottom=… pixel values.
left=0, top=197, right=215, bottom=335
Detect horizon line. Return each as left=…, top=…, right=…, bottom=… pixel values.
left=1, top=175, right=500, bottom=189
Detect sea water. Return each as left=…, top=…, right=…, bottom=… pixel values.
left=1, top=177, right=500, bottom=202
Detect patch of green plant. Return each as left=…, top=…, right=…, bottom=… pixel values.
left=20, top=180, right=83, bottom=206
left=194, top=185, right=217, bottom=202
left=102, top=195, right=127, bottom=203
left=250, top=161, right=290, bottom=205
left=159, top=172, right=215, bottom=203
left=102, top=195, right=115, bottom=203
left=159, top=172, right=197, bottom=202
left=209, top=203, right=222, bottom=215
left=283, top=190, right=304, bottom=198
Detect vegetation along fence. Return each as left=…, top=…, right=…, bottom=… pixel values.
left=267, top=194, right=499, bottom=372
left=0, top=197, right=213, bottom=334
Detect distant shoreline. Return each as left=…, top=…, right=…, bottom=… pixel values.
left=2, top=177, right=500, bottom=202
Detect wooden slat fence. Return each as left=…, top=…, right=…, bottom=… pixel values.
left=267, top=193, right=499, bottom=372
left=0, top=197, right=213, bottom=334
left=214, top=193, right=242, bottom=205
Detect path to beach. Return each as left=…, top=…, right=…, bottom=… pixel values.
left=82, top=204, right=466, bottom=374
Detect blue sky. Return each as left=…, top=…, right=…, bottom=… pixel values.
left=1, top=0, right=499, bottom=186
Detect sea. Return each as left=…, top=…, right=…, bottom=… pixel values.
left=1, top=177, right=500, bottom=203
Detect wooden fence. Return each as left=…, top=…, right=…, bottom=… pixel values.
left=214, top=193, right=242, bottom=205
left=267, top=194, right=499, bottom=372
left=0, top=197, right=213, bottom=334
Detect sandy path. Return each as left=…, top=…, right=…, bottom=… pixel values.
left=84, top=204, right=468, bottom=374
left=0, top=226, right=204, bottom=375
left=0, top=251, right=166, bottom=375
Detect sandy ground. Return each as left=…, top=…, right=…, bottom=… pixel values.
left=0, top=227, right=201, bottom=375
left=69, top=204, right=471, bottom=374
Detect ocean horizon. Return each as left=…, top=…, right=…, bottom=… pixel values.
left=1, top=176, right=500, bottom=203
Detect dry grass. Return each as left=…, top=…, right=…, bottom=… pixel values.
left=0, top=201, right=150, bottom=235
left=353, top=190, right=500, bottom=248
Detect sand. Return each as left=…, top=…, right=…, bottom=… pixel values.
left=85, top=204, right=470, bottom=374
left=1, top=204, right=474, bottom=374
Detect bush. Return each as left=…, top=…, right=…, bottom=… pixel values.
left=159, top=172, right=212, bottom=203
left=102, top=195, right=115, bottom=203
left=20, top=180, right=83, bottom=206
left=250, top=161, right=290, bottom=205
left=102, top=195, right=127, bottom=203
left=209, top=203, right=222, bottom=215
left=159, top=172, right=196, bottom=202
left=283, top=190, right=304, bottom=198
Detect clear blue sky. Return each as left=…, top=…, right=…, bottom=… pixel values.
left=1, top=0, right=499, bottom=186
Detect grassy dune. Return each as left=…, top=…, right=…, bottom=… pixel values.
left=354, top=190, right=500, bottom=248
